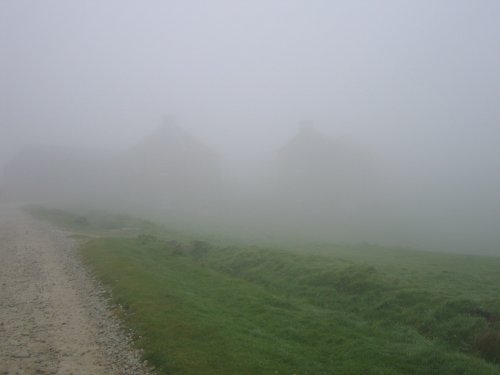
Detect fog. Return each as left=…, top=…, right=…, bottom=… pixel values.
left=1, top=1, right=500, bottom=254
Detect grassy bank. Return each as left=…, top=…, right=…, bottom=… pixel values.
left=30, top=207, right=500, bottom=374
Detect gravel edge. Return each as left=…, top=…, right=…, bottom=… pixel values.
left=48, top=224, right=156, bottom=375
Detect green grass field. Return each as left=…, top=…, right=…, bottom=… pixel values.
left=28, top=206, right=500, bottom=374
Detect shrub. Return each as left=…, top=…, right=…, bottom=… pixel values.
left=475, top=329, right=500, bottom=363
left=137, top=234, right=158, bottom=244
left=73, top=216, right=89, bottom=226
left=190, top=240, right=211, bottom=260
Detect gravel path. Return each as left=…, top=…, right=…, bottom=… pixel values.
left=0, top=207, right=154, bottom=375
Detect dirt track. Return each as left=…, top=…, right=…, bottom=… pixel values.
left=0, top=207, right=152, bottom=375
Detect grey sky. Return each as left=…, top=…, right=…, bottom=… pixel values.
left=2, top=0, right=499, bottom=159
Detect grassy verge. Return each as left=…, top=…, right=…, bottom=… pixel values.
left=30, top=206, right=500, bottom=374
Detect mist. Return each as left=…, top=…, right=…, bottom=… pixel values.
left=1, top=1, right=500, bottom=254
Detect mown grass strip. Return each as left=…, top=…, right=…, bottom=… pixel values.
left=80, top=237, right=500, bottom=374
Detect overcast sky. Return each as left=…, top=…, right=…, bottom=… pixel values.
left=1, top=0, right=499, bottom=166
